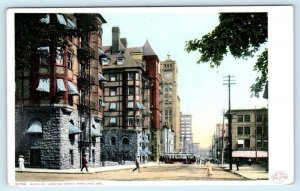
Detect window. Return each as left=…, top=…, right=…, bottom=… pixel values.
left=256, top=114, right=263, bottom=122
left=128, top=117, right=134, bottom=126
left=257, top=140, right=262, bottom=148
left=56, top=47, right=63, bottom=65
left=128, top=86, right=134, bottom=95
left=37, top=46, right=50, bottom=65
left=111, top=137, right=116, bottom=145
left=244, top=115, right=250, bottom=122
left=128, top=101, right=133, bottom=108
left=122, top=137, right=129, bottom=145
left=117, top=58, right=124, bottom=65
left=109, top=102, right=116, bottom=110
left=244, top=139, right=250, bottom=148
left=101, top=58, right=109, bottom=65
left=110, top=117, right=116, bottom=125
left=238, top=127, right=243, bottom=135
left=128, top=73, right=134, bottom=80
left=67, top=48, right=73, bottom=70
left=237, top=115, right=243, bottom=122
left=69, top=150, right=74, bottom=165
left=256, top=126, right=262, bottom=135
left=244, top=126, right=250, bottom=135
left=110, top=88, right=117, bottom=96
left=136, top=117, right=140, bottom=126
left=110, top=74, right=117, bottom=81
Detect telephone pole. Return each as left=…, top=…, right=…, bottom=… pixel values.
left=223, top=75, right=235, bottom=170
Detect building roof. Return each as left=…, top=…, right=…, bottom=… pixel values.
left=142, top=40, right=157, bottom=56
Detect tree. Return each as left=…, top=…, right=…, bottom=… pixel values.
left=185, top=13, right=268, bottom=97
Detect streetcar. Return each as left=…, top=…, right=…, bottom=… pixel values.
left=159, top=153, right=196, bottom=164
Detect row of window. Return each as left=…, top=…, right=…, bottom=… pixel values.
left=237, top=114, right=267, bottom=123
left=107, top=117, right=142, bottom=126
left=108, top=86, right=141, bottom=96
left=108, top=101, right=144, bottom=110
left=237, top=139, right=268, bottom=148
left=237, top=126, right=268, bottom=135
left=107, top=72, right=141, bottom=82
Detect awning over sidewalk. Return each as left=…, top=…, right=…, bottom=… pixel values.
left=232, top=150, right=268, bottom=158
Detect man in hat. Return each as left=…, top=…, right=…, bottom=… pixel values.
left=133, top=155, right=141, bottom=173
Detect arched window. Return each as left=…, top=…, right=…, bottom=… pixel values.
left=122, top=137, right=129, bottom=145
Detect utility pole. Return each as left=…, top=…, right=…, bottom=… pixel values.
left=223, top=75, right=235, bottom=170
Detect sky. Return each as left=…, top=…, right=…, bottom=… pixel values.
left=100, top=8, right=268, bottom=149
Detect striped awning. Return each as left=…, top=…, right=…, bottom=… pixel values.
left=68, top=81, right=79, bottom=95
left=232, top=151, right=268, bottom=158
left=36, top=78, right=50, bottom=92
left=91, top=128, right=102, bottom=137
left=68, top=123, right=81, bottom=134
left=26, top=121, right=42, bottom=134
left=57, top=79, right=66, bottom=92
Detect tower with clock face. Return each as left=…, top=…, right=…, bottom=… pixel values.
left=160, top=52, right=180, bottom=153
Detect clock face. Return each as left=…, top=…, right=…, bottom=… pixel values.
left=164, top=71, right=172, bottom=80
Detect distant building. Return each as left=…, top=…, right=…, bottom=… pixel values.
left=180, top=113, right=193, bottom=153
left=160, top=53, right=181, bottom=152
left=230, top=108, right=268, bottom=163
left=15, top=13, right=106, bottom=169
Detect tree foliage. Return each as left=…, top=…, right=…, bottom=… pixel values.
left=185, top=13, right=268, bottom=97
left=15, top=14, right=48, bottom=70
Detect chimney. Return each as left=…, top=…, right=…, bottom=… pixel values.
left=112, top=27, right=120, bottom=54
left=120, top=38, right=127, bottom=48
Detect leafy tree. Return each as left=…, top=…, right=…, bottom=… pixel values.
left=15, top=14, right=48, bottom=71
left=185, top=13, right=268, bottom=97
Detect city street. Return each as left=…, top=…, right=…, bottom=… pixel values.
left=15, top=164, right=246, bottom=182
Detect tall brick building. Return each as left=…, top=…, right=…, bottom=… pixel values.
left=101, top=27, right=153, bottom=163
left=15, top=13, right=106, bottom=169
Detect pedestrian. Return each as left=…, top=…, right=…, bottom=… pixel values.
left=18, top=155, right=25, bottom=173
left=248, top=158, right=252, bottom=166
left=236, top=158, right=240, bottom=171
left=133, top=156, right=141, bottom=173
left=81, top=154, right=88, bottom=172
left=206, top=161, right=213, bottom=176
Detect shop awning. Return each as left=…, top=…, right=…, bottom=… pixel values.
left=144, top=149, right=152, bottom=155
left=139, top=149, right=147, bottom=156
left=136, top=102, right=145, bottom=110
left=36, top=78, right=50, bottom=92
left=57, top=79, right=66, bottom=92
left=91, top=128, right=102, bottom=137
left=68, top=81, right=79, bottom=95
left=26, top=121, right=42, bottom=134
left=232, top=151, right=268, bottom=158
left=68, top=123, right=81, bottom=134
left=98, top=73, right=106, bottom=81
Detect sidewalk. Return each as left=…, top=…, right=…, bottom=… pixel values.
left=220, top=164, right=268, bottom=180
left=15, top=162, right=161, bottom=174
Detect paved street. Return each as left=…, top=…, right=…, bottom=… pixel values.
left=15, top=163, right=249, bottom=182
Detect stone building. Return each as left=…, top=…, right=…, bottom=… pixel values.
left=15, top=13, right=106, bottom=169
left=230, top=108, right=268, bottom=163
left=160, top=53, right=181, bottom=152
left=101, top=27, right=153, bottom=163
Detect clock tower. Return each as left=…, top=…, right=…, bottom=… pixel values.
left=160, top=53, right=181, bottom=152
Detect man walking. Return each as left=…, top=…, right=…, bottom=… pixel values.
left=133, top=156, right=141, bottom=173
left=81, top=154, right=88, bottom=172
